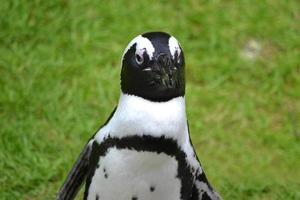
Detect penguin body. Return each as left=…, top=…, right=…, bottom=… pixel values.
left=86, top=95, right=195, bottom=200
left=56, top=32, right=222, bottom=200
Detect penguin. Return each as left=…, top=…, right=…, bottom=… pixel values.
left=56, top=32, right=222, bottom=200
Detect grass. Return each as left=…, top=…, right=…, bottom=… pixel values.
left=0, top=0, right=299, bottom=199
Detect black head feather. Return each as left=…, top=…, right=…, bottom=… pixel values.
left=121, top=32, right=185, bottom=102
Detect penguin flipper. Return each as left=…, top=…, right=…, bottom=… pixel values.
left=190, top=171, right=223, bottom=200
left=186, top=121, right=222, bottom=200
left=56, top=140, right=93, bottom=200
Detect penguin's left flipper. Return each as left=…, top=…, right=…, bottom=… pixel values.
left=56, top=139, right=93, bottom=200
left=190, top=170, right=223, bottom=200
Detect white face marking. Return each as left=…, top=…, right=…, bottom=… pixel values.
left=122, top=35, right=155, bottom=62
left=87, top=148, right=181, bottom=200
left=168, top=36, right=181, bottom=59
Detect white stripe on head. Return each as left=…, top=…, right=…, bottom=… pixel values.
left=168, top=36, right=181, bottom=59
left=122, top=35, right=155, bottom=62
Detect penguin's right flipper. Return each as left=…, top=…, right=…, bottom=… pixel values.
left=56, top=139, right=94, bottom=200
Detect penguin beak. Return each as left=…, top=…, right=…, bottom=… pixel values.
left=146, top=53, right=178, bottom=89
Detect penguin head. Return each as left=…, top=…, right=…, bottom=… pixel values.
left=121, top=32, right=185, bottom=102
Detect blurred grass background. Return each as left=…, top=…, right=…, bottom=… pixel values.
left=0, top=0, right=299, bottom=199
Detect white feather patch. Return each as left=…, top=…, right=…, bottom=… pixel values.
left=91, top=93, right=205, bottom=199
left=94, top=93, right=202, bottom=183
left=122, top=35, right=155, bottom=61
left=95, top=93, right=188, bottom=144
left=168, top=36, right=181, bottom=59
left=87, top=148, right=181, bottom=200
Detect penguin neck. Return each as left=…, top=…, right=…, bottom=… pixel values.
left=107, top=92, right=188, bottom=142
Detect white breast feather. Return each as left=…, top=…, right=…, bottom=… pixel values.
left=94, top=93, right=200, bottom=170
left=88, top=148, right=181, bottom=200
left=91, top=94, right=201, bottom=200
left=95, top=93, right=188, bottom=144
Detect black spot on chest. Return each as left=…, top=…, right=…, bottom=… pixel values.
left=150, top=186, right=155, bottom=192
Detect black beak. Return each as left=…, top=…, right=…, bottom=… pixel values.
left=151, top=53, right=177, bottom=89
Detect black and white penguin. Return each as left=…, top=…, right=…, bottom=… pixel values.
left=56, top=32, right=222, bottom=200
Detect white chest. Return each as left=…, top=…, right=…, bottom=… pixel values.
left=95, top=94, right=188, bottom=144
left=87, top=148, right=181, bottom=200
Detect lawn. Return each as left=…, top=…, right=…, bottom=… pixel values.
left=0, top=0, right=299, bottom=199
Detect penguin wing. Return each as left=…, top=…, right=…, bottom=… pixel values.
left=186, top=122, right=223, bottom=200
left=190, top=170, right=223, bottom=200
left=56, top=140, right=93, bottom=200
left=56, top=107, right=117, bottom=200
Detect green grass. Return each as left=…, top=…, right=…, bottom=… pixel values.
left=0, top=0, right=299, bottom=199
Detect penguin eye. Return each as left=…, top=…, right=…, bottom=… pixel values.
left=135, top=53, right=144, bottom=65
